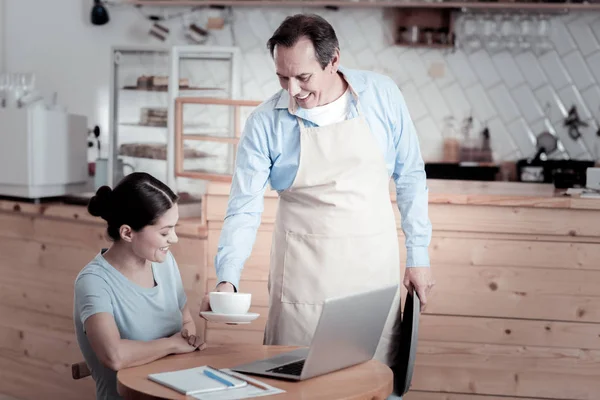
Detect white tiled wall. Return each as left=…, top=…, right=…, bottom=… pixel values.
left=4, top=2, right=599, bottom=165
left=205, top=8, right=600, bottom=163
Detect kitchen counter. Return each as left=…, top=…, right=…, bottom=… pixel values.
left=0, top=197, right=207, bottom=238
left=204, top=179, right=600, bottom=238
left=0, top=179, right=593, bottom=223
left=425, top=179, right=598, bottom=210
left=205, top=179, right=599, bottom=210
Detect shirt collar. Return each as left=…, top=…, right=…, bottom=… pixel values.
left=274, top=66, right=366, bottom=113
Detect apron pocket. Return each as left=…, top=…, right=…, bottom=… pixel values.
left=281, top=229, right=400, bottom=305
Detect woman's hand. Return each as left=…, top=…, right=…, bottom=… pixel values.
left=170, top=329, right=207, bottom=354
left=181, top=328, right=206, bottom=349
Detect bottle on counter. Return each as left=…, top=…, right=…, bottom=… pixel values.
left=441, top=116, right=460, bottom=163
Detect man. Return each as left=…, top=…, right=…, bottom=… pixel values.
left=202, top=13, right=434, bottom=397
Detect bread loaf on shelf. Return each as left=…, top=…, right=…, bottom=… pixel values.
left=119, top=143, right=215, bottom=160
left=136, top=75, right=190, bottom=88
left=140, top=107, right=168, bottom=127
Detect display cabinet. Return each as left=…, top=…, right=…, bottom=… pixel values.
left=166, top=46, right=242, bottom=191
left=173, top=97, right=262, bottom=182
left=107, top=45, right=242, bottom=195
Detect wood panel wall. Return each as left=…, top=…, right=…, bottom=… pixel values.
left=3, top=187, right=599, bottom=400
left=204, top=189, right=600, bottom=400
left=0, top=206, right=208, bottom=400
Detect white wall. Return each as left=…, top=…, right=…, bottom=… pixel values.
left=5, top=1, right=167, bottom=150
left=0, top=0, right=5, bottom=72
left=4, top=0, right=600, bottom=164
left=4, top=1, right=236, bottom=159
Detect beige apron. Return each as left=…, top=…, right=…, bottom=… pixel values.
left=264, top=86, right=401, bottom=367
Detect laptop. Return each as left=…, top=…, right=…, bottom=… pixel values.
left=231, top=283, right=398, bottom=381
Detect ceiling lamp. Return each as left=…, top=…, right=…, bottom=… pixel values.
left=91, top=0, right=110, bottom=26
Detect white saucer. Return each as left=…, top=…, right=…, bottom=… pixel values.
left=200, top=311, right=260, bottom=324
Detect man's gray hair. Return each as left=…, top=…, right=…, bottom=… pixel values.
left=267, top=14, right=340, bottom=69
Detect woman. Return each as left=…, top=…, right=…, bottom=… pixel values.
left=74, top=172, right=205, bottom=400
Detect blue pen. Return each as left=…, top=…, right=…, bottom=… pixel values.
left=203, top=368, right=234, bottom=387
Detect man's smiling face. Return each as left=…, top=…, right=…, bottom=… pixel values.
left=274, top=37, right=340, bottom=109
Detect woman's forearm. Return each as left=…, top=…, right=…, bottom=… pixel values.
left=181, top=303, right=197, bottom=336
left=108, top=337, right=174, bottom=371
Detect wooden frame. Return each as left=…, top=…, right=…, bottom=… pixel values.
left=174, top=97, right=262, bottom=182
left=167, top=45, right=242, bottom=189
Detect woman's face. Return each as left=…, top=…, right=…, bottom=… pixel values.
left=130, top=204, right=179, bottom=263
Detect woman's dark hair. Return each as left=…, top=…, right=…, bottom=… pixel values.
left=267, top=14, right=339, bottom=69
left=88, top=172, right=179, bottom=241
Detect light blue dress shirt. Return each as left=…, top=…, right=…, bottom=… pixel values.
left=215, top=66, right=432, bottom=290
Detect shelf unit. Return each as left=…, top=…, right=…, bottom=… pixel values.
left=108, top=46, right=170, bottom=189
left=119, top=122, right=211, bottom=128
left=174, top=97, right=262, bottom=182
left=395, top=8, right=456, bottom=48
left=122, top=86, right=225, bottom=92
left=166, top=46, right=242, bottom=189
left=120, top=1, right=593, bottom=50
left=107, top=45, right=241, bottom=194
left=123, top=0, right=600, bottom=10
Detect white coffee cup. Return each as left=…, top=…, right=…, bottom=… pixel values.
left=209, top=292, right=251, bottom=315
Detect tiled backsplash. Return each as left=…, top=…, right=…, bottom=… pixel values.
left=209, top=8, right=600, bottom=163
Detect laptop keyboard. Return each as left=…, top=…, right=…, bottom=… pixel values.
left=266, top=359, right=305, bottom=376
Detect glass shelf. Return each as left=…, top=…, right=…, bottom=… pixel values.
left=119, top=122, right=211, bottom=129
left=121, top=86, right=226, bottom=92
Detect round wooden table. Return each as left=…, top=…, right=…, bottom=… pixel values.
left=117, top=344, right=393, bottom=400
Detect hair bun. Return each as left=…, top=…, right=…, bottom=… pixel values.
left=88, top=185, right=113, bottom=219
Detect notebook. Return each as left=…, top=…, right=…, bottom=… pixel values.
left=148, top=365, right=247, bottom=395
left=192, top=369, right=286, bottom=400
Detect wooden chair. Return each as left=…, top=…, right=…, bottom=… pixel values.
left=71, top=361, right=91, bottom=380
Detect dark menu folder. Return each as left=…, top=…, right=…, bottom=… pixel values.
left=390, top=290, right=420, bottom=396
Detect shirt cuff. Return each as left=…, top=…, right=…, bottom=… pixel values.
left=216, top=266, right=241, bottom=292
left=406, top=246, right=430, bottom=268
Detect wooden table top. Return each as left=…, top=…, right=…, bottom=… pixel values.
left=117, top=344, right=393, bottom=400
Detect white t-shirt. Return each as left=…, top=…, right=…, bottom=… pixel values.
left=300, top=87, right=353, bottom=126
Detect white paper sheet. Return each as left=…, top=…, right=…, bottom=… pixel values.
left=566, top=188, right=584, bottom=195
left=581, top=192, right=600, bottom=198
left=566, top=187, right=600, bottom=198
left=192, top=369, right=285, bottom=400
